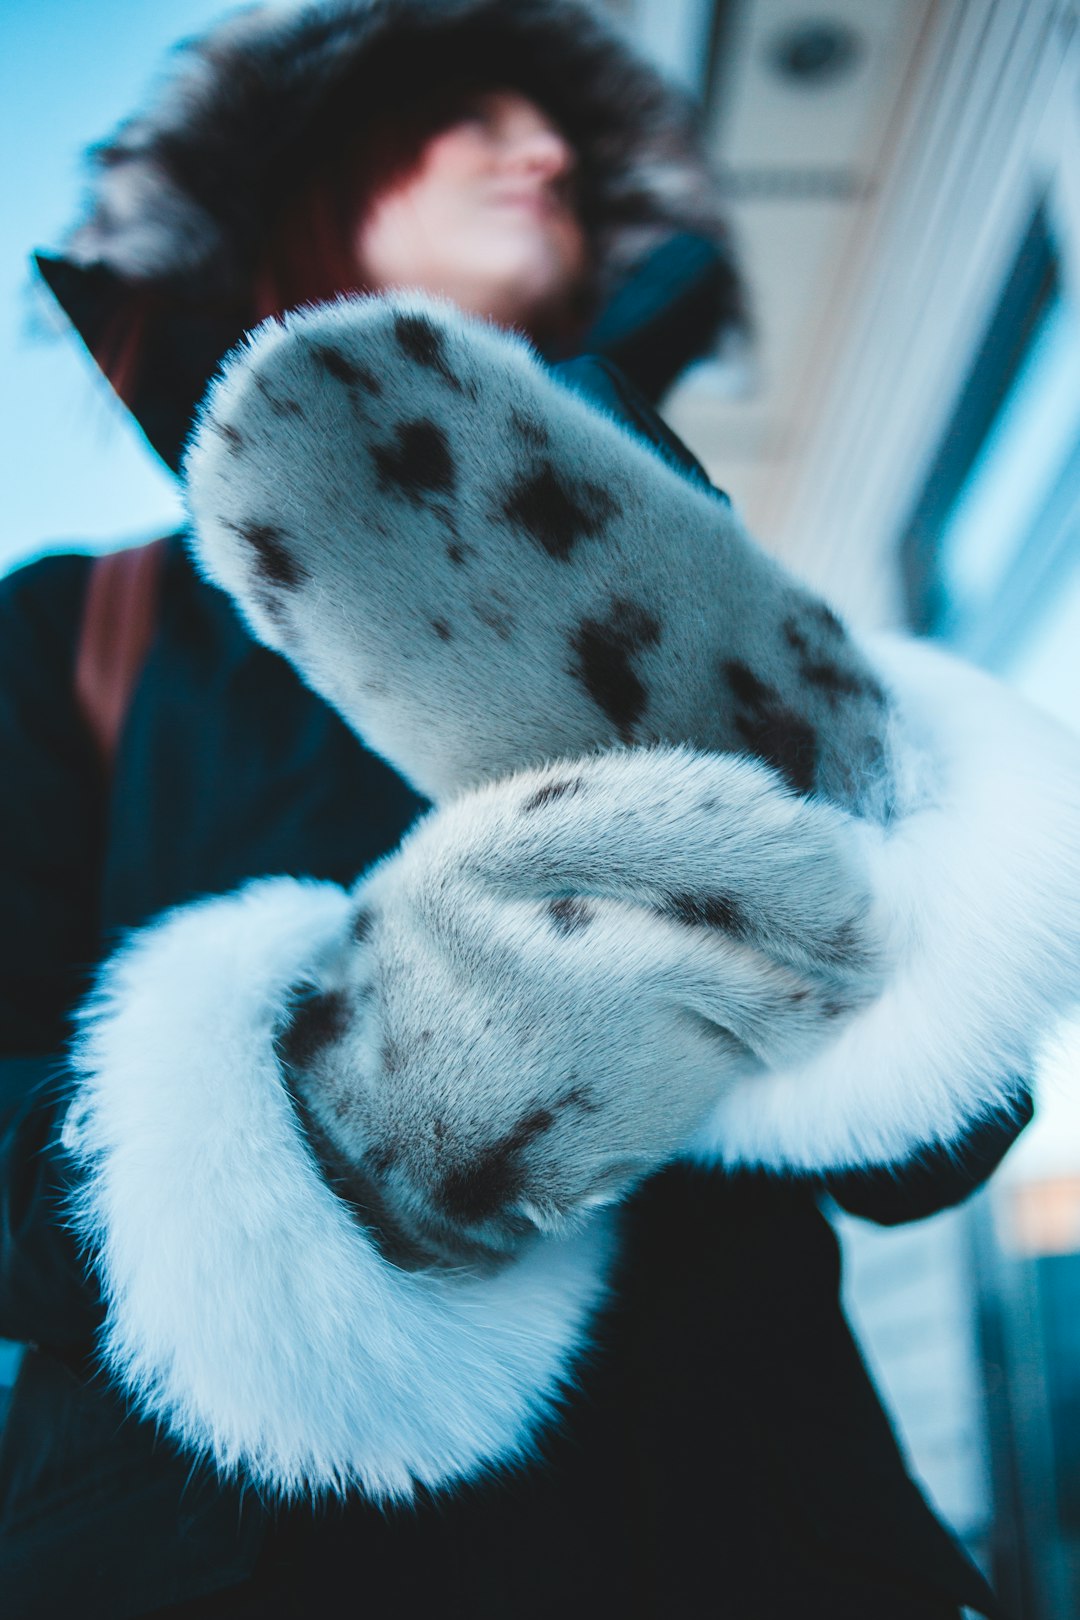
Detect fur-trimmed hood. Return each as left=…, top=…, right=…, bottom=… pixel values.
left=36, top=0, right=742, bottom=466
left=60, top=0, right=734, bottom=303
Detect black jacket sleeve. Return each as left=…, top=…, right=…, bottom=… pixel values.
left=821, top=1089, right=1034, bottom=1225
left=0, top=553, right=105, bottom=1348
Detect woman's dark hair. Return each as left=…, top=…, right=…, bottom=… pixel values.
left=93, top=91, right=481, bottom=402
left=251, top=87, right=468, bottom=320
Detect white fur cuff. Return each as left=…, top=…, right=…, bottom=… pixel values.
left=692, top=636, right=1080, bottom=1171
left=63, top=878, right=615, bottom=1498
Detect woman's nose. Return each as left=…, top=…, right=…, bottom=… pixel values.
left=506, top=123, right=576, bottom=184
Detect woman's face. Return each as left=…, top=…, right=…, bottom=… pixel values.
left=353, top=91, right=588, bottom=335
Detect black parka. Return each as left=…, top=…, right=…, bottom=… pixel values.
left=0, top=3, right=1023, bottom=1614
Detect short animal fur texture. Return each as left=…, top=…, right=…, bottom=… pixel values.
left=67, top=294, right=1080, bottom=1497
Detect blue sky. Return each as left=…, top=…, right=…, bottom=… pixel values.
left=0, top=0, right=239, bottom=571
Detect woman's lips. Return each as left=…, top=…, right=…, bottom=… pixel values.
left=487, top=185, right=563, bottom=218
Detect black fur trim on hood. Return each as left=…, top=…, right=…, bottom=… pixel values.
left=36, top=0, right=745, bottom=466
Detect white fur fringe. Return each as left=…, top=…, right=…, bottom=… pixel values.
left=63, top=878, right=616, bottom=1499
left=693, top=633, right=1080, bottom=1169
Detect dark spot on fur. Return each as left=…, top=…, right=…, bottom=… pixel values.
left=860, top=734, right=886, bottom=774
left=393, top=312, right=463, bottom=390
left=231, top=521, right=306, bottom=590
left=509, top=407, right=550, bottom=448
left=364, top=1141, right=397, bottom=1176
left=431, top=617, right=453, bottom=641
left=783, top=620, right=884, bottom=707
left=331, top=1089, right=360, bottom=1125
left=380, top=1037, right=404, bottom=1076
left=785, top=601, right=845, bottom=644
left=312, top=343, right=381, bottom=394
left=436, top=1107, right=557, bottom=1223
left=509, top=1107, right=558, bottom=1151
left=823, top=916, right=868, bottom=967
left=735, top=708, right=819, bottom=796
left=722, top=659, right=818, bottom=795
left=548, top=896, right=593, bottom=936
left=213, top=420, right=245, bottom=453
left=446, top=541, right=468, bottom=566
left=724, top=660, right=779, bottom=710
left=280, top=1067, right=450, bottom=1271
left=276, top=987, right=350, bottom=1072
left=560, top=1082, right=599, bottom=1114
left=253, top=585, right=292, bottom=635
left=352, top=908, right=374, bottom=942
left=809, top=601, right=845, bottom=638
left=502, top=463, right=619, bottom=560
left=666, top=893, right=751, bottom=936
left=804, top=660, right=885, bottom=706
left=806, top=662, right=859, bottom=700
left=373, top=419, right=455, bottom=500
left=440, top=509, right=466, bottom=554
left=437, top=1147, right=525, bottom=1222
left=522, top=777, right=584, bottom=812
left=783, top=620, right=810, bottom=658
left=570, top=597, right=661, bottom=740
left=472, top=598, right=515, bottom=640
left=254, top=375, right=303, bottom=417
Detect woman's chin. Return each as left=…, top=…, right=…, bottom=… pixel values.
left=454, top=257, right=580, bottom=333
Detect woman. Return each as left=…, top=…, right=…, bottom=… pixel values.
left=0, top=2, right=1019, bottom=1615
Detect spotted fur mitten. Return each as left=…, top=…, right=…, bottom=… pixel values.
left=65, top=293, right=1080, bottom=1499
left=281, top=745, right=881, bottom=1263
left=187, top=294, right=1080, bottom=1167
